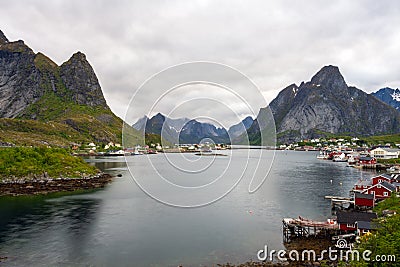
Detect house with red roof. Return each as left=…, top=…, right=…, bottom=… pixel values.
left=362, top=181, right=396, bottom=200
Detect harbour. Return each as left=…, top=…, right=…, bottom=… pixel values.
left=0, top=150, right=371, bottom=266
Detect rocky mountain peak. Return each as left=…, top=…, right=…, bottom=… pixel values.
left=60, top=51, right=108, bottom=107
left=70, top=51, right=87, bottom=61
left=309, top=65, right=347, bottom=90
left=372, top=87, right=400, bottom=110
left=262, top=66, right=400, bottom=143
left=0, top=30, right=9, bottom=44
left=154, top=113, right=166, bottom=121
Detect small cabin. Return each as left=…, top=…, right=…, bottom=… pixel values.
left=336, top=211, right=377, bottom=231
left=353, top=180, right=372, bottom=192
left=371, top=174, right=392, bottom=186
left=359, top=157, right=377, bottom=165
left=356, top=221, right=377, bottom=236
left=354, top=192, right=375, bottom=208
left=362, top=181, right=396, bottom=200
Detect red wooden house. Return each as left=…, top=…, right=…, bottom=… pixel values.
left=336, top=211, right=377, bottom=231
left=362, top=181, right=396, bottom=200
left=354, top=192, right=375, bottom=208
left=358, top=157, right=377, bottom=168
left=353, top=180, right=372, bottom=192
left=371, top=174, right=391, bottom=185
left=359, top=157, right=377, bottom=164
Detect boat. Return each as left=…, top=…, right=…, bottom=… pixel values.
left=386, top=166, right=397, bottom=173
left=317, top=152, right=329, bottom=159
left=347, top=155, right=358, bottom=166
left=131, top=147, right=144, bottom=155
left=333, top=153, right=347, bottom=162
left=105, top=150, right=126, bottom=156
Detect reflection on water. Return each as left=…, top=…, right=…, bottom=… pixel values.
left=0, top=196, right=101, bottom=266
left=0, top=151, right=376, bottom=266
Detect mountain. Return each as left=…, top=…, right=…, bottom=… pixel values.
left=372, top=87, right=400, bottom=110
left=0, top=30, right=142, bottom=147
left=179, top=119, right=229, bottom=144
left=227, top=116, right=254, bottom=139
left=133, top=113, right=230, bottom=144
left=249, top=65, right=400, bottom=143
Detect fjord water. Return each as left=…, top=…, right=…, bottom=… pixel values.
left=0, top=151, right=375, bottom=266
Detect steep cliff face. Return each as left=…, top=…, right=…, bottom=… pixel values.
left=251, top=65, right=400, bottom=143
left=0, top=32, right=109, bottom=120
left=0, top=30, right=141, bottom=146
left=227, top=116, right=254, bottom=139
left=0, top=36, right=42, bottom=118
left=60, top=52, right=107, bottom=107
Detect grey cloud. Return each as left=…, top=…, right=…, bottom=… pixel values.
left=0, top=0, right=399, bottom=125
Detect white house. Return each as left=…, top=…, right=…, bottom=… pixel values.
left=370, top=147, right=400, bottom=159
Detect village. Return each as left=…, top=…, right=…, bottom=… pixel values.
left=283, top=148, right=400, bottom=253
left=70, top=141, right=231, bottom=156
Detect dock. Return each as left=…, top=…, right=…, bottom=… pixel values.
left=325, top=196, right=354, bottom=212
left=282, top=217, right=339, bottom=243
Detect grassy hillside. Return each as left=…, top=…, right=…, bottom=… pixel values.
left=351, top=194, right=400, bottom=266
left=0, top=47, right=145, bottom=148
left=0, top=147, right=98, bottom=179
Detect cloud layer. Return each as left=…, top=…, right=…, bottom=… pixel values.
left=1, top=0, right=399, bottom=125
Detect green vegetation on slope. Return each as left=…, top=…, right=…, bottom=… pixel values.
left=351, top=194, right=400, bottom=267
left=0, top=50, right=144, bottom=148
left=0, top=147, right=98, bottom=179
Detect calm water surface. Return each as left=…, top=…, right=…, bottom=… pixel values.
left=0, top=150, right=377, bottom=266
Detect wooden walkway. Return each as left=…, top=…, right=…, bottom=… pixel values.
left=282, top=217, right=339, bottom=242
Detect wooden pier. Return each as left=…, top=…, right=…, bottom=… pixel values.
left=282, top=217, right=339, bottom=243
left=325, top=196, right=354, bottom=213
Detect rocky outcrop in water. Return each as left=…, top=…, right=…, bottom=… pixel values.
left=0, top=173, right=113, bottom=196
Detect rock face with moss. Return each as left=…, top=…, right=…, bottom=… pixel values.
left=60, top=52, right=107, bottom=107
left=0, top=29, right=142, bottom=146
left=0, top=34, right=42, bottom=118
left=248, top=66, right=400, bottom=143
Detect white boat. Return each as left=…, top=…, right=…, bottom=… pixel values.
left=333, top=153, right=347, bottom=162
left=131, top=147, right=143, bottom=155
left=346, top=155, right=358, bottom=166
left=317, top=152, right=328, bottom=159
left=105, top=150, right=126, bottom=156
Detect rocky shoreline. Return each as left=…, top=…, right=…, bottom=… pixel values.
left=0, top=173, right=113, bottom=196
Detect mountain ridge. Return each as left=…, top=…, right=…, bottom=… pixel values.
left=372, top=87, right=400, bottom=111
left=132, top=113, right=252, bottom=144
left=249, top=65, right=400, bottom=143
left=0, top=30, right=142, bottom=147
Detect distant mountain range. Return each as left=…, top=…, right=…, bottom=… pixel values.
left=0, top=29, right=142, bottom=147
left=132, top=113, right=254, bottom=144
left=2, top=29, right=399, bottom=147
left=133, top=66, right=400, bottom=145
left=372, top=87, right=400, bottom=110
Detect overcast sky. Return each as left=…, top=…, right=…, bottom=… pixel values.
left=1, top=0, right=399, bottom=126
